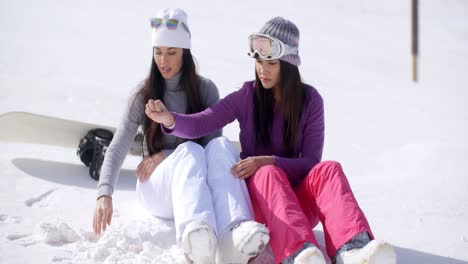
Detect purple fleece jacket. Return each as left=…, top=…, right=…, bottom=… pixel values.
left=162, top=81, right=324, bottom=186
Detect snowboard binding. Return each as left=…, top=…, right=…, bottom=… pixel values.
left=77, top=128, right=114, bottom=181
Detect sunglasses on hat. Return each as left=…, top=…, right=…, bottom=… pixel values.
left=247, top=33, right=298, bottom=61
left=150, top=17, right=191, bottom=37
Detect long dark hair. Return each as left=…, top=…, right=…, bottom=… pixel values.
left=254, top=60, right=305, bottom=154
left=138, top=49, right=203, bottom=155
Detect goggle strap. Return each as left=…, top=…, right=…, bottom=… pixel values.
left=285, top=44, right=298, bottom=56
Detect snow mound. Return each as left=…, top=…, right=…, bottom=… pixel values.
left=34, top=222, right=81, bottom=244
left=71, top=219, right=186, bottom=263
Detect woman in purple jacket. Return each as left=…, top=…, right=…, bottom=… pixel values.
left=145, top=17, right=396, bottom=264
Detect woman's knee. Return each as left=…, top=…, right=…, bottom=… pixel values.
left=204, top=136, right=236, bottom=155
left=314, top=160, right=342, bottom=171
left=250, top=165, right=289, bottom=186
left=174, top=141, right=205, bottom=158
left=308, top=160, right=345, bottom=182
left=205, top=136, right=230, bottom=148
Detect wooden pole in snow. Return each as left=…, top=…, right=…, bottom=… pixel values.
left=412, top=0, right=418, bottom=82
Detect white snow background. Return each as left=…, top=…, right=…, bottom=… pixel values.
left=1, top=0, right=467, bottom=263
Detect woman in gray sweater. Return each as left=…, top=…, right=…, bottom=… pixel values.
left=91, top=8, right=269, bottom=264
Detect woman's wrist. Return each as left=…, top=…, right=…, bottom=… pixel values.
left=258, top=156, right=274, bottom=166
left=151, top=151, right=164, bottom=161
left=164, top=113, right=175, bottom=128
left=97, top=195, right=112, bottom=201
left=265, top=156, right=275, bottom=166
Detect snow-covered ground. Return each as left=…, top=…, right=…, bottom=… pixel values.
left=1, top=0, right=467, bottom=263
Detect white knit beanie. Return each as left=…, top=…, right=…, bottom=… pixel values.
left=151, top=8, right=191, bottom=49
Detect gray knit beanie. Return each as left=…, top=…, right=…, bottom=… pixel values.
left=258, top=17, right=301, bottom=66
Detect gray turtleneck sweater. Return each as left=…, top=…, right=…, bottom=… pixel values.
left=97, top=72, right=222, bottom=197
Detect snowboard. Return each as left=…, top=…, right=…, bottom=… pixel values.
left=0, top=111, right=241, bottom=155
left=0, top=111, right=142, bottom=156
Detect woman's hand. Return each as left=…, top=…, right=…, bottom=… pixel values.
left=136, top=152, right=164, bottom=182
left=145, top=99, right=175, bottom=128
left=93, top=195, right=113, bottom=235
left=231, top=156, right=274, bottom=179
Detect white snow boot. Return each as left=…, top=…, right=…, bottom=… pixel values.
left=282, top=242, right=326, bottom=264
left=335, top=240, right=396, bottom=264
left=181, top=220, right=217, bottom=264
left=216, top=220, right=270, bottom=264
left=294, top=246, right=326, bottom=264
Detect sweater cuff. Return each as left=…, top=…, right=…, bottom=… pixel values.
left=97, top=184, right=114, bottom=198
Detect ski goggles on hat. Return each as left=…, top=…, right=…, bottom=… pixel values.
left=247, top=33, right=298, bottom=60
left=150, top=17, right=191, bottom=37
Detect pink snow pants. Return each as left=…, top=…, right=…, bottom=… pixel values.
left=246, top=161, right=374, bottom=263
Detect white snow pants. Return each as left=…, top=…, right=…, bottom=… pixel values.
left=136, top=137, right=254, bottom=241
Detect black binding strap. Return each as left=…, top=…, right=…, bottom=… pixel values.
left=77, top=128, right=113, bottom=180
